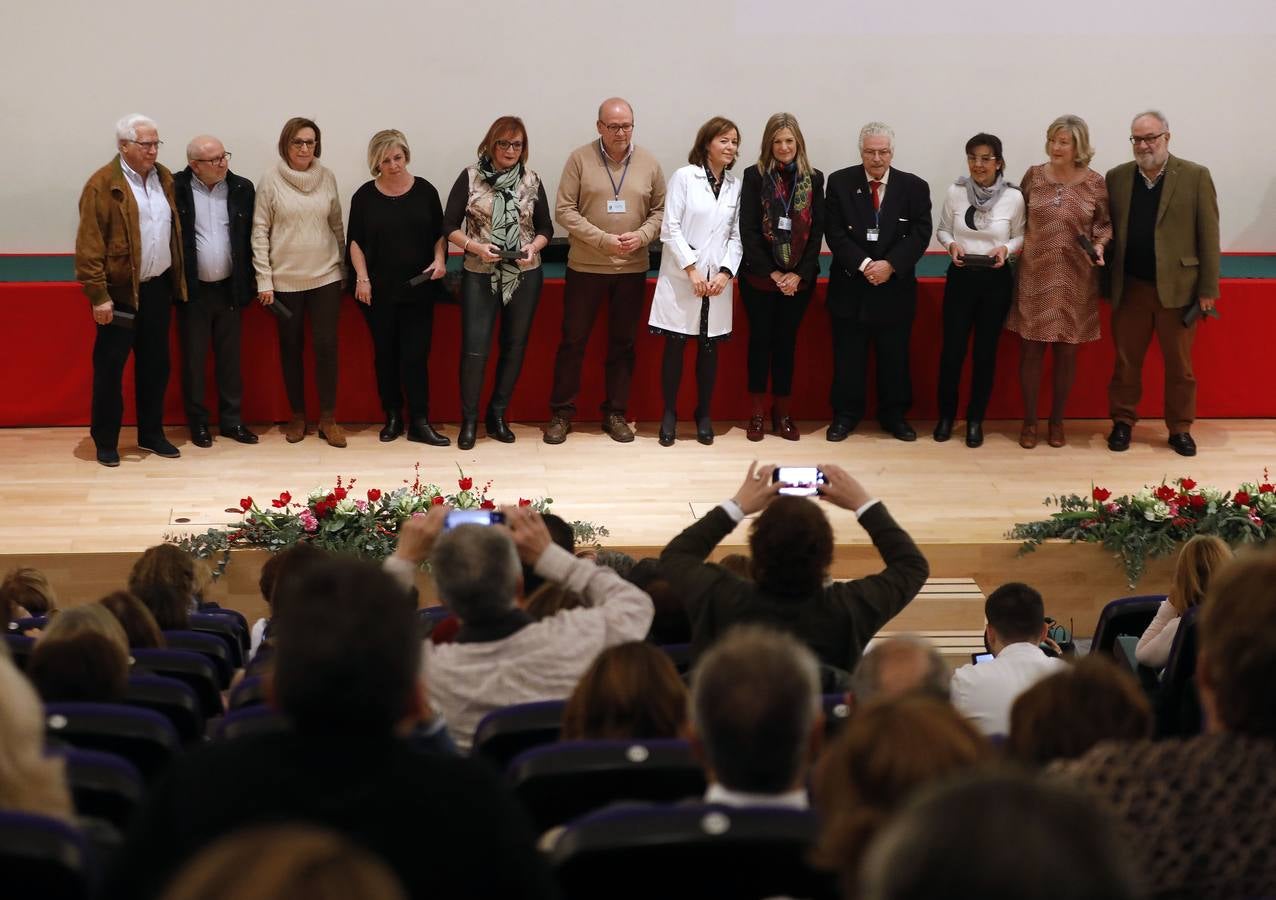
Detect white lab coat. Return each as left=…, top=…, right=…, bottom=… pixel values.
left=648, top=164, right=743, bottom=338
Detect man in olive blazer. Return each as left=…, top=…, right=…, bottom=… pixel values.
left=1105, top=111, right=1219, bottom=458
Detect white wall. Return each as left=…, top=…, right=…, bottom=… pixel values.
left=3, top=0, right=1272, bottom=251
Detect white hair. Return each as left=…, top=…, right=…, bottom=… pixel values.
left=1130, top=109, right=1170, bottom=132
left=858, top=122, right=895, bottom=152
left=115, top=113, right=157, bottom=144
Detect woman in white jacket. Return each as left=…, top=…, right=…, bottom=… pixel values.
left=1135, top=534, right=1231, bottom=669
left=649, top=117, right=743, bottom=446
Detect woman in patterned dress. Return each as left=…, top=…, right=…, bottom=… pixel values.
left=1005, top=114, right=1111, bottom=449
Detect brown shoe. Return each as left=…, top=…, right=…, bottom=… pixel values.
left=771, top=398, right=800, bottom=441
left=1019, top=423, right=1038, bottom=449
left=318, top=417, right=346, bottom=448
left=284, top=416, right=307, bottom=444
left=746, top=414, right=765, bottom=442
left=602, top=413, right=634, bottom=443
left=543, top=415, right=570, bottom=445
left=1047, top=420, right=1066, bottom=448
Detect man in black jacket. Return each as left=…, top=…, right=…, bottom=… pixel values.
left=824, top=122, right=932, bottom=441
left=659, top=462, right=928, bottom=676
left=172, top=135, right=257, bottom=447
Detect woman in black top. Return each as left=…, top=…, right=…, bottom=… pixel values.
left=443, top=116, right=553, bottom=450
left=738, top=113, right=825, bottom=442
left=348, top=129, right=449, bottom=445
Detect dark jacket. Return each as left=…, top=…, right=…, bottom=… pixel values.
left=172, top=167, right=256, bottom=307
left=824, top=165, right=932, bottom=325
left=738, top=166, right=826, bottom=286
left=659, top=502, right=929, bottom=672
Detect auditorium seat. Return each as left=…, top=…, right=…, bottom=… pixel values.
left=44, top=703, right=179, bottom=782
left=0, top=810, right=92, bottom=900
left=508, top=739, right=706, bottom=832
left=11, top=614, right=48, bottom=632
left=1156, top=606, right=1202, bottom=738
left=188, top=612, right=246, bottom=667
left=123, top=672, right=204, bottom=744
left=129, top=648, right=222, bottom=718
left=549, top=803, right=838, bottom=900
left=59, top=747, right=144, bottom=831
left=2, top=632, right=34, bottom=670
left=195, top=605, right=251, bottom=651
left=822, top=693, right=852, bottom=737
left=160, top=630, right=235, bottom=688
left=228, top=673, right=267, bottom=710
left=1089, top=595, right=1166, bottom=658
left=213, top=705, right=290, bottom=741
left=472, top=700, right=566, bottom=769
left=656, top=642, right=692, bottom=674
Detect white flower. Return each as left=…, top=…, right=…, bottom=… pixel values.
left=334, top=498, right=358, bottom=516
left=1255, top=492, right=1276, bottom=515
left=1143, top=501, right=1170, bottom=522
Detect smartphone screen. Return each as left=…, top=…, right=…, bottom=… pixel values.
left=444, top=509, right=506, bottom=529
left=772, top=466, right=826, bottom=497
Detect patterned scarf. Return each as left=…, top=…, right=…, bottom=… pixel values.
left=477, top=156, right=524, bottom=304
left=761, top=162, right=814, bottom=270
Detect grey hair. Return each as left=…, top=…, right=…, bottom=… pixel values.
left=858, top=122, right=895, bottom=152
left=116, top=114, right=157, bottom=143
left=690, top=625, right=821, bottom=793
left=1130, top=109, right=1170, bottom=132
left=592, top=549, right=637, bottom=580
left=849, top=635, right=948, bottom=705
left=429, top=525, right=520, bottom=625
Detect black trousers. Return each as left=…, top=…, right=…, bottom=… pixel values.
left=358, top=289, right=434, bottom=418
left=549, top=269, right=647, bottom=418
left=739, top=280, right=812, bottom=396
left=273, top=281, right=342, bottom=415
left=936, top=265, right=1013, bottom=422
left=91, top=275, right=173, bottom=451
left=460, top=268, right=543, bottom=420
left=177, top=279, right=244, bottom=428
left=829, top=311, right=912, bottom=425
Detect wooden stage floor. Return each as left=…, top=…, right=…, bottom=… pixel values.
left=2, top=418, right=1271, bottom=636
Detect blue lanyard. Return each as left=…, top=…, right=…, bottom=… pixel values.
left=597, top=139, right=631, bottom=200
left=768, top=167, right=796, bottom=219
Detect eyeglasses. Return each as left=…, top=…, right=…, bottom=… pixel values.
left=966, top=155, right=997, bottom=165
left=289, top=138, right=317, bottom=149
left=862, top=149, right=892, bottom=158
left=1129, top=132, right=1167, bottom=146
left=128, top=140, right=163, bottom=151
left=193, top=152, right=232, bottom=165
left=494, top=140, right=524, bottom=151
left=601, top=123, right=634, bottom=134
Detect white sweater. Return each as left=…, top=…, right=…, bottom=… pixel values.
left=935, top=182, right=1026, bottom=258
left=1135, top=599, right=1182, bottom=669
left=252, top=160, right=345, bottom=292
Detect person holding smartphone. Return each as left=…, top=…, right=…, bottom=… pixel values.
left=347, top=129, right=449, bottom=446
left=443, top=116, right=553, bottom=450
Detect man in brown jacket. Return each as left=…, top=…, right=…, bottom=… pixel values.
left=76, top=113, right=187, bottom=466
left=1104, top=110, right=1219, bottom=458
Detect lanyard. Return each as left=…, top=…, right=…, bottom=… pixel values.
left=768, top=167, right=797, bottom=219
left=597, top=139, right=631, bottom=200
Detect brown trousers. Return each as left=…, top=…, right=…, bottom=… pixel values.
left=1108, top=276, right=1197, bottom=433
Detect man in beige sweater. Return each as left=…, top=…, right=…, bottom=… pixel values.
left=545, top=98, right=665, bottom=444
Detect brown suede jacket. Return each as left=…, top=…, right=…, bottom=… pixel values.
left=75, top=156, right=187, bottom=307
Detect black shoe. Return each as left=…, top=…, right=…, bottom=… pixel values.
left=457, top=419, right=477, bottom=451
left=139, top=436, right=181, bottom=458
left=885, top=420, right=917, bottom=442
left=219, top=424, right=259, bottom=445
left=408, top=418, right=450, bottom=446
left=1107, top=422, right=1132, bottom=452
left=190, top=424, right=213, bottom=448
left=659, top=410, right=676, bottom=447
left=96, top=447, right=120, bottom=467
left=1168, top=432, right=1197, bottom=457
left=695, top=412, right=714, bottom=445
left=379, top=412, right=404, bottom=442
left=826, top=416, right=858, bottom=442
left=933, top=418, right=953, bottom=442
left=485, top=412, right=515, bottom=443
left=965, top=421, right=984, bottom=448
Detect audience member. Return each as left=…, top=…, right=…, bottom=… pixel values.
left=623, top=559, right=691, bottom=645
left=98, top=589, right=165, bottom=648
left=0, top=649, right=74, bottom=822
left=106, top=555, right=557, bottom=899
left=950, top=582, right=1066, bottom=735
left=27, top=604, right=131, bottom=703
left=561, top=641, right=687, bottom=741
left=128, top=544, right=196, bottom=631
left=660, top=462, right=928, bottom=673
left=0, top=566, right=59, bottom=619
left=1136, top=533, right=1231, bottom=669
left=847, top=635, right=949, bottom=712
left=159, top=824, right=407, bottom=900
left=717, top=553, right=752, bottom=579
left=688, top=626, right=823, bottom=807
left=389, top=506, right=652, bottom=752
left=590, top=549, right=638, bottom=581
left=1008, top=655, right=1151, bottom=767
left=250, top=543, right=329, bottom=662
left=859, top=770, right=1138, bottom=900
left=1054, top=548, right=1276, bottom=899
left=811, top=694, right=988, bottom=893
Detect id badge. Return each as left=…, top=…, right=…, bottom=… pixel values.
left=777, top=216, right=792, bottom=232
left=607, top=199, right=627, bottom=214
left=866, top=228, right=880, bottom=242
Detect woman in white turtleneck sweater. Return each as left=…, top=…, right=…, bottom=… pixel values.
left=252, top=117, right=347, bottom=447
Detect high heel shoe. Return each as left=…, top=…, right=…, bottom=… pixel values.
left=659, top=410, right=676, bottom=447
left=407, top=418, right=450, bottom=446
left=695, top=413, right=714, bottom=446
left=457, top=419, right=477, bottom=451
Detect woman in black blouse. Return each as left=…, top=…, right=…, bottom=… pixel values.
left=738, top=113, right=825, bottom=441
left=348, top=129, right=449, bottom=445
left=443, top=116, right=552, bottom=450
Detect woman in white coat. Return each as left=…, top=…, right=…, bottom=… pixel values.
left=649, top=117, right=743, bottom=446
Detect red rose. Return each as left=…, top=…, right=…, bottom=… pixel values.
left=1179, top=478, right=1196, bottom=491
left=1154, top=484, right=1177, bottom=502
left=367, top=488, right=382, bottom=502
left=1261, top=483, right=1275, bottom=494
left=480, top=499, right=495, bottom=510
left=431, top=495, right=445, bottom=506
left=240, top=497, right=253, bottom=511
left=279, top=491, right=291, bottom=505
left=1189, top=494, right=1207, bottom=509
left=458, top=477, right=473, bottom=491
left=1092, top=487, right=1111, bottom=502
left=333, top=487, right=347, bottom=501
left=518, top=498, right=532, bottom=507
left=1234, top=491, right=1251, bottom=506
left=271, top=498, right=286, bottom=509
left=1172, top=517, right=1190, bottom=528
left=313, top=501, right=328, bottom=517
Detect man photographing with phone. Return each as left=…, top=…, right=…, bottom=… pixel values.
left=659, top=462, right=929, bottom=678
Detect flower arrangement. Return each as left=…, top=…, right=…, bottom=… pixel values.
left=1007, top=471, right=1275, bottom=585
left=170, top=464, right=609, bottom=570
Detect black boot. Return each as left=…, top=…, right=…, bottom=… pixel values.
left=457, top=419, right=477, bottom=451
left=694, top=409, right=714, bottom=445
left=380, top=411, right=404, bottom=442
left=659, top=410, right=676, bottom=447
left=485, top=410, right=515, bottom=443
left=408, top=418, right=450, bottom=447
left=933, top=418, right=953, bottom=442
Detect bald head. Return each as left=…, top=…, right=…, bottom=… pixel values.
left=850, top=636, right=949, bottom=708
left=186, top=134, right=229, bottom=187
left=596, top=98, right=635, bottom=161
left=597, top=97, right=633, bottom=122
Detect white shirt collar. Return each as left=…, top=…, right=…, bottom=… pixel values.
left=120, top=154, right=156, bottom=186
left=704, top=783, right=809, bottom=810
left=996, top=642, right=1049, bottom=660
left=598, top=137, right=633, bottom=165
left=866, top=167, right=891, bottom=186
